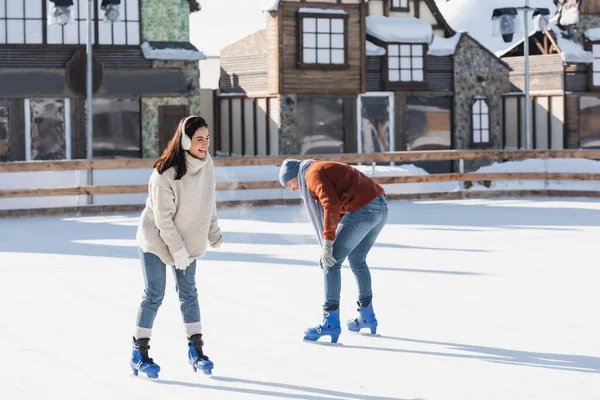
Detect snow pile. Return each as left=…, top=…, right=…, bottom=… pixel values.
left=298, top=8, right=347, bottom=15
left=428, top=33, right=462, bottom=56
left=584, top=27, right=600, bottom=41
left=366, top=40, right=386, bottom=56
left=467, top=158, right=600, bottom=192
left=140, top=42, right=206, bottom=61
left=366, top=16, right=432, bottom=43
left=435, top=0, right=557, bottom=53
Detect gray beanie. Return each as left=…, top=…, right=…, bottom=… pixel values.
left=279, top=159, right=301, bottom=187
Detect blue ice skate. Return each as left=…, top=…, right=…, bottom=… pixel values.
left=130, top=337, right=160, bottom=380
left=188, top=334, right=214, bottom=375
left=304, top=309, right=342, bottom=343
left=346, top=302, right=378, bottom=334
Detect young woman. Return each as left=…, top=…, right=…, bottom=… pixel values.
left=279, top=159, right=388, bottom=343
left=132, top=116, right=223, bottom=379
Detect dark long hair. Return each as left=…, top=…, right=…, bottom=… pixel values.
left=153, top=116, right=209, bottom=180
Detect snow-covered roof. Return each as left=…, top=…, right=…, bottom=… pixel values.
left=141, top=42, right=206, bottom=61
left=264, top=0, right=367, bottom=12
left=366, top=16, right=432, bottom=43
left=585, top=28, right=600, bottom=41
left=434, top=0, right=558, bottom=53
left=298, top=8, right=347, bottom=15
left=262, top=0, right=280, bottom=12
left=366, top=41, right=386, bottom=56
left=495, top=28, right=593, bottom=64
left=553, top=28, right=593, bottom=63
left=428, top=33, right=462, bottom=56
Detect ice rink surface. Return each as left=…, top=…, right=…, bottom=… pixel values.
left=1, top=198, right=598, bottom=400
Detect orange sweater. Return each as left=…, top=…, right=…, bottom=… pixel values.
left=305, top=161, right=385, bottom=241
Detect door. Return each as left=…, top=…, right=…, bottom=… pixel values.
left=158, top=105, right=188, bottom=155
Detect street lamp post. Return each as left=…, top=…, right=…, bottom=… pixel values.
left=492, top=0, right=550, bottom=150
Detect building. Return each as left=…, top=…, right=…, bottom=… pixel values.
left=218, top=0, right=511, bottom=172
left=0, top=0, right=205, bottom=163
left=438, top=0, right=600, bottom=149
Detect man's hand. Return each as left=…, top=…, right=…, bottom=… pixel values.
left=320, top=240, right=336, bottom=269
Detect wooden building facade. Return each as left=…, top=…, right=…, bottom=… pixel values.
left=218, top=0, right=512, bottom=172
left=0, top=0, right=204, bottom=163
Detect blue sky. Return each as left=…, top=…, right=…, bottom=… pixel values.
left=190, top=0, right=267, bottom=56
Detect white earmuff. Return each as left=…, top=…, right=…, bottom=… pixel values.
left=181, top=115, right=198, bottom=151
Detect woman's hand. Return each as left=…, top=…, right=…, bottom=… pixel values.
left=210, top=234, right=224, bottom=249
left=172, top=247, right=191, bottom=270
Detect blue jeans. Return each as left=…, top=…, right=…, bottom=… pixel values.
left=135, top=249, right=201, bottom=338
left=324, top=194, right=388, bottom=309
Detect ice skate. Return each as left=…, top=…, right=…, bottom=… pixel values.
left=304, top=309, right=342, bottom=343
left=188, top=333, right=214, bottom=375
left=130, top=337, right=160, bottom=380
left=346, top=301, right=378, bottom=334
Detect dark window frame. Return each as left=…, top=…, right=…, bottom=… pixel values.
left=390, top=0, right=410, bottom=12
left=587, top=41, right=600, bottom=91
left=296, top=11, right=350, bottom=70
left=471, top=97, right=491, bottom=148
left=0, top=0, right=141, bottom=48
left=384, top=42, right=428, bottom=90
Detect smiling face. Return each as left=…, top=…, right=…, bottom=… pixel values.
left=285, top=176, right=299, bottom=192
left=188, top=126, right=210, bottom=159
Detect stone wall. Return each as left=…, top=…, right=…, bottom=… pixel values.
left=454, top=35, right=511, bottom=150
left=140, top=1, right=201, bottom=159
left=279, top=94, right=299, bottom=155
left=454, top=35, right=511, bottom=170
left=142, top=0, right=190, bottom=42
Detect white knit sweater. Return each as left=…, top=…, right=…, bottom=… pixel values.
left=136, top=152, right=222, bottom=266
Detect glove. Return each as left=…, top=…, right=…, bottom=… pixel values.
left=172, top=247, right=190, bottom=271
left=210, top=234, right=224, bottom=249
left=320, top=240, right=336, bottom=269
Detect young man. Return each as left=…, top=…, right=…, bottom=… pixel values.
left=279, top=159, right=388, bottom=343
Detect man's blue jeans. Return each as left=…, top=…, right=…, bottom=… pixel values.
left=135, top=249, right=202, bottom=338
left=324, top=194, right=388, bottom=309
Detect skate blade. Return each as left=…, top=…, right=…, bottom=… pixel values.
left=348, top=331, right=381, bottom=337
left=303, top=339, right=344, bottom=346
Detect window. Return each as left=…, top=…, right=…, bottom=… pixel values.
left=407, top=96, right=453, bottom=173
left=93, top=98, right=141, bottom=158
left=297, top=97, right=345, bottom=154
left=97, top=0, right=140, bottom=45
left=0, top=0, right=43, bottom=44
left=390, top=0, right=409, bottom=12
left=299, top=13, right=347, bottom=67
left=472, top=98, right=490, bottom=145
left=592, top=44, right=600, bottom=87
left=28, top=98, right=68, bottom=161
left=0, top=0, right=139, bottom=45
left=579, top=96, right=600, bottom=148
left=387, top=44, right=425, bottom=83
left=0, top=101, right=8, bottom=162
left=47, top=0, right=95, bottom=45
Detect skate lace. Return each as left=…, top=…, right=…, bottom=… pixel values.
left=316, top=311, right=331, bottom=333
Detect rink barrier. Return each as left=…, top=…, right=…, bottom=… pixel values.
left=2, top=149, right=600, bottom=173
left=2, top=150, right=600, bottom=217
left=2, top=172, right=600, bottom=198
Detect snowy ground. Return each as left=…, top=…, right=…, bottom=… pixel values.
left=1, top=198, right=599, bottom=400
